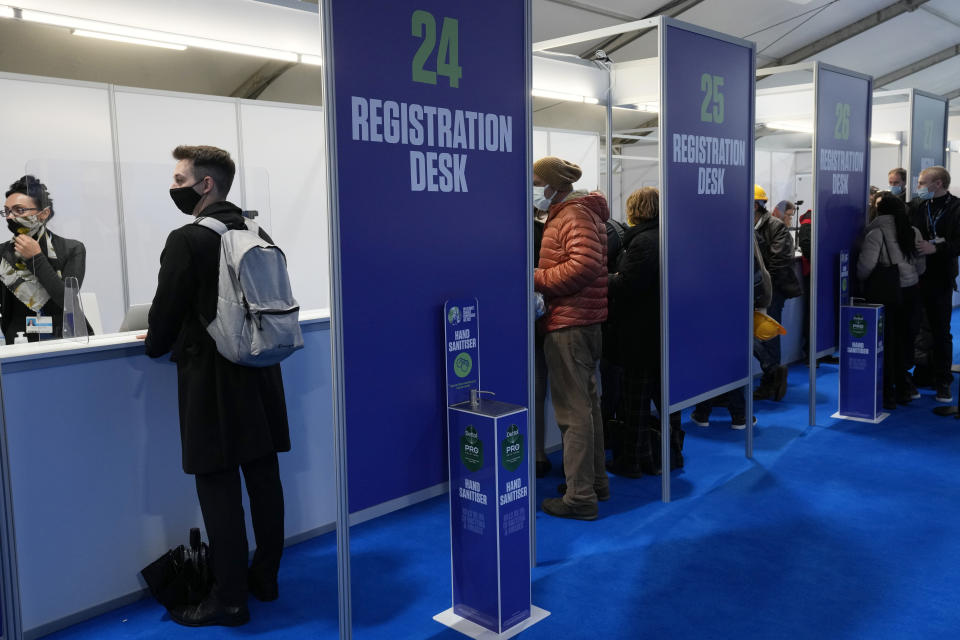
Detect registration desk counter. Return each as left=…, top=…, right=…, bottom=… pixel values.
left=0, top=310, right=336, bottom=639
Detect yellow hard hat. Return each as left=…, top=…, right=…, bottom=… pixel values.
left=754, top=184, right=768, bottom=201
left=754, top=310, right=786, bottom=341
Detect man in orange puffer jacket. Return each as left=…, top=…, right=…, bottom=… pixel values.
left=533, top=156, right=610, bottom=521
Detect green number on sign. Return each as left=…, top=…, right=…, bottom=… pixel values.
left=412, top=10, right=437, bottom=85
left=437, top=17, right=462, bottom=88
left=411, top=11, right=462, bottom=88
left=699, top=74, right=725, bottom=124
left=834, top=103, right=850, bottom=140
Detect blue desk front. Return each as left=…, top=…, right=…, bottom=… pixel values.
left=0, top=313, right=335, bottom=638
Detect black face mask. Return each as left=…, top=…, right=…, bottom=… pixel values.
left=7, top=217, right=24, bottom=236
left=169, top=179, right=204, bottom=215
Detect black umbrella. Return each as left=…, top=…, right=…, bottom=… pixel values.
left=141, top=528, right=213, bottom=611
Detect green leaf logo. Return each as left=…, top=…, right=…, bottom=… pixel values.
left=454, top=352, right=473, bottom=378
left=849, top=313, right=867, bottom=339
left=501, top=424, right=524, bottom=472
left=460, top=425, right=483, bottom=471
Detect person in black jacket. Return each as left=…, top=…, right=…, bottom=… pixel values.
left=753, top=185, right=801, bottom=400
left=606, top=187, right=682, bottom=477
left=1, top=175, right=88, bottom=343
left=143, top=145, right=290, bottom=627
left=909, top=166, right=960, bottom=403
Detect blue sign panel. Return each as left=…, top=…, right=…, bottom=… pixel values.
left=815, top=67, right=871, bottom=354
left=838, top=304, right=884, bottom=420
left=839, top=250, right=850, bottom=308
left=327, top=1, right=529, bottom=511
left=444, top=299, right=480, bottom=407
left=448, top=403, right=529, bottom=633
left=662, top=23, right=755, bottom=405
left=910, top=93, right=947, bottom=196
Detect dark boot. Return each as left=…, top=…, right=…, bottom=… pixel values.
left=605, top=418, right=644, bottom=478
left=639, top=416, right=683, bottom=475
left=753, top=370, right=775, bottom=400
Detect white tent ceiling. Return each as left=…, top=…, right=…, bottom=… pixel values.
left=533, top=0, right=960, bottom=110
left=0, top=0, right=958, bottom=115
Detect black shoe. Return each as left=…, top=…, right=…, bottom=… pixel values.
left=541, top=497, right=597, bottom=521
left=935, top=384, right=953, bottom=403
left=605, top=457, right=644, bottom=479
left=753, top=385, right=772, bottom=401
left=536, top=459, right=552, bottom=478
left=904, top=374, right=921, bottom=400
left=171, top=594, right=250, bottom=627
left=248, top=575, right=279, bottom=602
left=690, top=411, right=710, bottom=427
left=557, top=482, right=609, bottom=501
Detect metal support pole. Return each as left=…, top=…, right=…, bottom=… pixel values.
left=320, top=2, right=353, bottom=638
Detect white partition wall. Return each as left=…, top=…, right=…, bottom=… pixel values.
left=532, top=128, right=600, bottom=192
left=0, top=75, right=126, bottom=334
left=113, top=89, right=242, bottom=307
left=238, top=102, right=328, bottom=311
left=0, top=71, right=329, bottom=333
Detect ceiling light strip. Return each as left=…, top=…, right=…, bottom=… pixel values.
left=73, top=30, right=187, bottom=51
left=21, top=9, right=297, bottom=62
left=532, top=88, right=599, bottom=104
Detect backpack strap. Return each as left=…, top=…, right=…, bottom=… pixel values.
left=607, top=218, right=627, bottom=244
left=194, top=216, right=228, bottom=236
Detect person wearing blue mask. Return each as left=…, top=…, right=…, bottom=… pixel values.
left=888, top=167, right=907, bottom=202
left=909, top=166, right=960, bottom=403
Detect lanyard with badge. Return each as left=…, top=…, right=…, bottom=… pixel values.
left=926, top=194, right=952, bottom=243
left=20, top=230, right=55, bottom=337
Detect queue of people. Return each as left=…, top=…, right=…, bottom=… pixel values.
left=533, top=156, right=960, bottom=522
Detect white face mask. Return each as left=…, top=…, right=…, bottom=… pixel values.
left=11, top=213, right=43, bottom=235
left=889, top=185, right=903, bottom=195
left=533, top=186, right=554, bottom=211
left=917, top=186, right=935, bottom=200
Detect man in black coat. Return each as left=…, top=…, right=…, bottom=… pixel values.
left=143, top=145, right=290, bottom=626
left=909, top=166, right=960, bottom=403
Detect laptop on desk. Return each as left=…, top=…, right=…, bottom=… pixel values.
left=119, top=303, right=151, bottom=332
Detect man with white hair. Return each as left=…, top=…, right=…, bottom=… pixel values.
left=910, top=166, right=960, bottom=403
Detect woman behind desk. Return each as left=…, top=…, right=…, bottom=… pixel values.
left=1, top=175, right=87, bottom=343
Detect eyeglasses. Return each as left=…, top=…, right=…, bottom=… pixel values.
left=2, top=206, right=40, bottom=217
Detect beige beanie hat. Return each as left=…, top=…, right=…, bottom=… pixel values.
left=533, top=156, right=582, bottom=191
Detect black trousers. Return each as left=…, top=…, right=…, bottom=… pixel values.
left=195, top=452, right=285, bottom=606
left=919, top=281, right=954, bottom=386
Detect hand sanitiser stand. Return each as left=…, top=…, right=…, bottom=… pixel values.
left=435, top=299, right=549, bottom=638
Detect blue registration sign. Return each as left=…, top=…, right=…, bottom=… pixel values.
left=325, top=0, right=530, bottom=513
left=910, top=92, right=947, bottom=196
left=814, top=67, right=871, bottom=354
left=662, top=21, right=755, bottom=406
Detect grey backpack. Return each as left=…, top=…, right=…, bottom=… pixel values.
left=194, top=216, right=303, bottom=366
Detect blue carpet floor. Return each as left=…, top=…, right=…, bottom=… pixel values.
left=47, top=319, right=960, bottom=639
